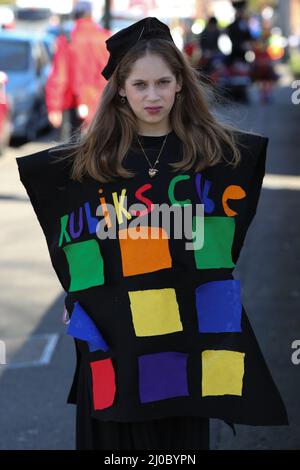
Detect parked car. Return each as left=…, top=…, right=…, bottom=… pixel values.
left=0, top=71, right=11, bottom=155
left=15, top=0, right=52, bottom=20
left=16, top=0, right=75, bottom=20
left=0, top=30, right=52, bottom=141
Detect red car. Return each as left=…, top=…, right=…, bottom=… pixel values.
left=0, top=71, right=11, bottom=155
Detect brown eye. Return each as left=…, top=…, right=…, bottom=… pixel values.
left=134, top=81, right=170, bottom=87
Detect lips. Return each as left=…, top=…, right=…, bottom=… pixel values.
left=145, top=107, right=162, bottom=110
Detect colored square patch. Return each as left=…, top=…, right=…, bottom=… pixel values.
left=118, top=226, right=172, bottom=276
left=63, top=239, right=105, bottom=292
left=195, top=280, right=242, bottom=333
left=138, top=352, right=189, bottom=403
left=192, top=216, right=235, bottom=269
left=128, top=288, right=183, bottom=336
left=90, top=358, right=116, bottom=410
left=67, top=301, right=109, bottom=352
left=201, top=350, right=245, bottom=396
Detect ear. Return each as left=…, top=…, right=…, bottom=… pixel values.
left=118, top=88, right=126, bottom=97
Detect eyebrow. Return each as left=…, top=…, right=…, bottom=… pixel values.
left=130, top=76, right=173, bottom=82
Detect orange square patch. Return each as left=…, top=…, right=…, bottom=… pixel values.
left=118, top=226, right=172, bottom=276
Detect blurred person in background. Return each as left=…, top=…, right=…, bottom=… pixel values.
left=199, top=16, right=220, bottom=58
left=198, top=16, right=223, bottom=79
left=219, top=0, right=255, bottom=103
left=46, top=16, right=77, bottom=141
left=250, top=28, right=279, bottom=104
left=226, top=0, right=254, bottom=66
left=46, top=1, right=111, bottom=141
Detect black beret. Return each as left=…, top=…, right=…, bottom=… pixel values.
left=101, top=16, right=175, bottom=80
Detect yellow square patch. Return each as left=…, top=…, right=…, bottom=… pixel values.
left=128, top=288, right=183, bottom=337
left=201, top=349, right=245, bottom=396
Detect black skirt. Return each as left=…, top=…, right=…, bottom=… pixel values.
left=76, top=412, right=210, bottom=451
left=75, top=361, right=210, bottom=450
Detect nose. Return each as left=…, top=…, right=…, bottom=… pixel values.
left=146, top=86, right=160, bottom=100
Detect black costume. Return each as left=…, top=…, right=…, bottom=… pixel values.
left=15, top=17, right=288, bottom=450
left=16, top=129, right=288, bottom=449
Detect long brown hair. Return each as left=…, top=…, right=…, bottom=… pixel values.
left=52, top=37, right=244, bottom=183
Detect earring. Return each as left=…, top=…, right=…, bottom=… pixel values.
left=176, top=92, right=181, bottom=100
left=120, top=96, right=126, bottom=104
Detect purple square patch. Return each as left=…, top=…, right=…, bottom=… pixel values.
left=138, top=351, right=189, bottom=403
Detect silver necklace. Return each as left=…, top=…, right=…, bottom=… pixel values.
left=137, top=134, right=168, bottom=177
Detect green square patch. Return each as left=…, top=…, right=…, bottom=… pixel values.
left=63, top=239, right=105, bottom=292
left=193, top=216, right=235, bottom=269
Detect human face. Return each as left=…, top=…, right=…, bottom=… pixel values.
left=119, top=54, right=181, bottom=136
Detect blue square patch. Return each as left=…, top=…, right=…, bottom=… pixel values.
left=195, top=280, right=242, bottom=333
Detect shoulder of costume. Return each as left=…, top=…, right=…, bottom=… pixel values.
left=203, top=129, right=269, bottom=173
left=232, top=129, right=269, bottom=168
left=16, top=144, right=74, bottom=185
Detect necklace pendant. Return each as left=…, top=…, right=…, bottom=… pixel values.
left=148, top=168, right=158, bottom=177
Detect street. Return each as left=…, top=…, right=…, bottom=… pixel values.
left=0, top=82, right=299, bottom=449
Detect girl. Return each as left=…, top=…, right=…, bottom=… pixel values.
left=16, top=17, right=288, bottom=451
